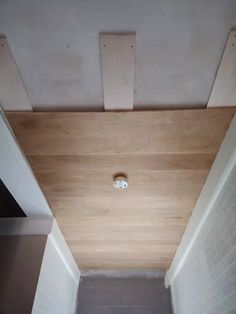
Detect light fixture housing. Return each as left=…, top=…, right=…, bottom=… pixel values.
left=113, top=175, right=128, bottom=190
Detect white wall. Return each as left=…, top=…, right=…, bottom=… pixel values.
left=1, top=111, right=80, bottom=313
left=171, top=164, right=236, bottom=314
left=0, top=218, right=80, bottom=314
left=166, top=114, right=236, bottom=313
left=32, top=221, right=80, bottom=314
left=0, top=108, right=52, bottom=216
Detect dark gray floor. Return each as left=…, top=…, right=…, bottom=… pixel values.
left=77, top=277, right=172, bottom=314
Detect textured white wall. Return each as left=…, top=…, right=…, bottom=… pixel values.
left=171, top=165, right=236, bottom=314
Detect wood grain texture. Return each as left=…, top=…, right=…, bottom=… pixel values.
left=100, top=33, right=135, bottom=110
left=6, top=110, right=233, bottom=155
left=6, top=109, right=235, bottom=269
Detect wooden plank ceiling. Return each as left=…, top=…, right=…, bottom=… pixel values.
left=6, top=108, right=235, bottom=269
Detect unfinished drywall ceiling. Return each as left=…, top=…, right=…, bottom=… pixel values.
left=0, top=0, right=236, bottom=110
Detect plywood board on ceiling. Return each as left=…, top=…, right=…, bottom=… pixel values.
left=0, top=37, right=32, bottom=111
left=6, top=109, right=235, bottom=269
left=208, top=30, right=236, bottom=107
left=100, top=33, right=135, bottom=110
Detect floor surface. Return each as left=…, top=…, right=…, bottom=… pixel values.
left=77, top=277, right=172, bottom=314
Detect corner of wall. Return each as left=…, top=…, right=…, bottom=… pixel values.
left=32, top=218, right=80, bottom=314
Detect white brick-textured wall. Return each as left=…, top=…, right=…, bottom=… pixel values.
left=171, top=165, right=236, bottom=314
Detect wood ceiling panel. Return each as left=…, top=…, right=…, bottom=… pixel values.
left=61, top=224, right=185, bottom=243
left=7, top=109, right=232, bottom=155
left=6, top=108, right=235, bottom=269
left=28, top=154, right=215, bottom=171
left=33, top=169, right=207, bottom=186
left=56, top=215, right=189, bottom=226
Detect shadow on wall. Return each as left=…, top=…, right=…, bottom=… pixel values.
left=0, top=179, right=26, bottom=217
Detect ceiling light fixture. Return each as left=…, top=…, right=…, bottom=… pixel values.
left=113, top=175, right=128, bottom=190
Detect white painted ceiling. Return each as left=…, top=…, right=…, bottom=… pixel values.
left=0, top=0, right=236, bottom=110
